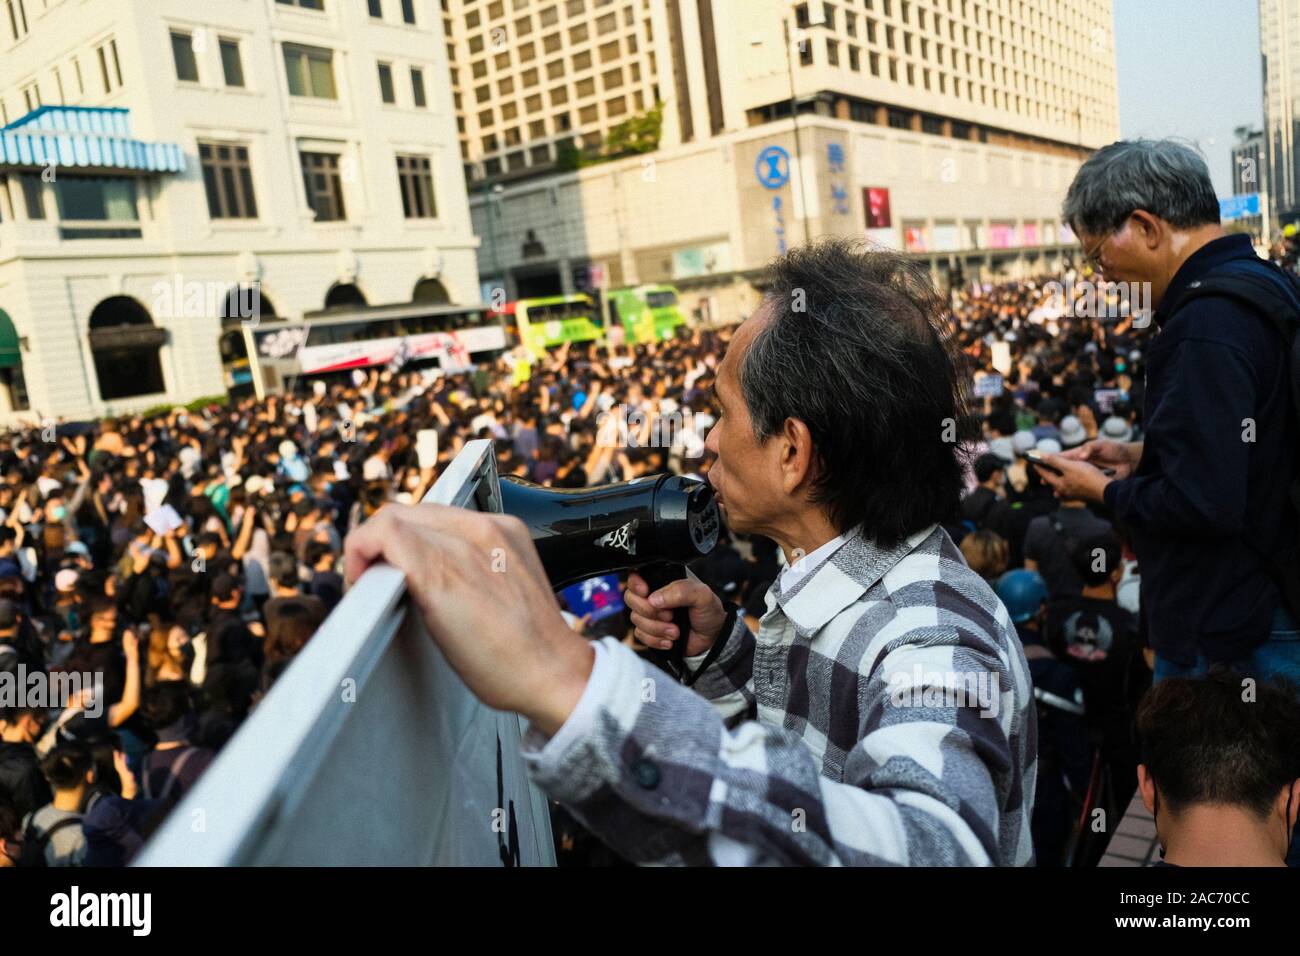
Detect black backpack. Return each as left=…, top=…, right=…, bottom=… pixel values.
left=19, top=814, right=83, bottom=868
left=1168, top=257, right=1300, bottom=620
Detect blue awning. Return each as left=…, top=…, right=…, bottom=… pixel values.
left=0, top=106, right=184, bottom=173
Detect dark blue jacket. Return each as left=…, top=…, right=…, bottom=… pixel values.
left=1103, top=234, right=1299, bottom=665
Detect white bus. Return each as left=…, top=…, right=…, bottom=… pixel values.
left=232, top=302, right=508, bottom=398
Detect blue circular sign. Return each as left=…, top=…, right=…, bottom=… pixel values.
left=755, top=145, right=791, bottom=189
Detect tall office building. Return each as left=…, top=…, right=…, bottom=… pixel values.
left=0, top=0, right=476, bottom=421
left=448, top=0, right=1120, bottom=186
left=1232, top=128, right=1265, bottom=197
left=455, top=0, right=1120, bottom=311
left=1262, top=0, right=1300, bottom=223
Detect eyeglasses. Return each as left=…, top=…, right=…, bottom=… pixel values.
left=1082, top=231, right=1112, bottom=272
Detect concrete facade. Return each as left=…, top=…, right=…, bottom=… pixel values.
left=471, top=111, right=1093, bottom=321
left=0, top=0, right=479, bottom=422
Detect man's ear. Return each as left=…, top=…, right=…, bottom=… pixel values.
left=1130, top=209, right=1165, bottom=251
left=1279, top=778, right=1300, bottom=830
left=1137, top=764, right=1156, bottom=815
left=779, top=417, right=816, bottom=496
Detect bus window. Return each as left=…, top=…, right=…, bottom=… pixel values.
left=646, top=290, right=678, bottom=309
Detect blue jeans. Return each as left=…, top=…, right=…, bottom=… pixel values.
left=1153, top=606, right=1300, bottom=866
left=1153, top=606, right=1300, bottom=685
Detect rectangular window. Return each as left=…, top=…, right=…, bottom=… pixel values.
left=97, top=40, right=125, bottom=94
left=172, top=32, right=200, bottom=82
left=6, top=0, right=28, bottom=42
left=400, top=0, right=416, bottom=23
left=396, top=154, right=436, bottom=218
left=56, top=176, right=138, bottom=221
left=199, top=142, right=259, bottom=219
left=73, top=57, right=84, bottom=95
left=283, top=44, right=338, bottom=98
left=410, top=67, right=427, bottom=107
left=19, top=173, right=44, bottom=219
left=220, top=39, right=246, bottom=87
left=367, top=0, right=382, bottom=16
left=276, top=0, right=325, bottom=8
left=21, top=83, right=39, bottom=112
left=378, top=62, right=395, bottom=103
left=300, top=151, right=346, bottom=221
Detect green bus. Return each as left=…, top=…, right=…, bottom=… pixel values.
left=609, top=284, right=688, bottom=344
left=492, top=285, right=688, bottom=357
left=492, top=294, right=605, bottom=357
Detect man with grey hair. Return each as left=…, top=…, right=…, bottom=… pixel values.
left=1035, top=139, right=1300, bottom=687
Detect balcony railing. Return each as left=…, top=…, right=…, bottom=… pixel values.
left=135, top=439, right=556, bottom=866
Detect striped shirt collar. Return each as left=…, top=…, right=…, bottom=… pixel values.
left=768, top=523, right=940, bottom=634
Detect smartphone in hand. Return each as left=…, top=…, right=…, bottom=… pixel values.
left=1022, top=448, right=1063, bottom=476
left=1024, top=448, right=1116, bottom=478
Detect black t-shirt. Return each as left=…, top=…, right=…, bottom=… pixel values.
left=0, top=741, right=53, bottom=818
left=206, top=609, right=258, bottom=669
left=63, top=637, right=126, bottom=707
left=985, top=490, right=1057, bottom=568
left=308, top=571, right=344, bottom=612
left=1045, top=594, right=1141, bottom=747
left=960, top=486, right=999, bottom=526
left=140, top=745, right=214, bottom=802
left=1023, top=507, right=1114, bottom=598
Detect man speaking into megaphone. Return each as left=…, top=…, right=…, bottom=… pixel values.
left=345, top=239, right=1037, bottom=866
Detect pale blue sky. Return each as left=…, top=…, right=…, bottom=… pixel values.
left=1113, top=0, right=1263, bottom=196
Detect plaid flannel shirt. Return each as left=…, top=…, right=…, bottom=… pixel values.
left=522, top=523, right=1037, bottom=865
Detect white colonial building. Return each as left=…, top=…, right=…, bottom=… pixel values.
left=0, top=0, right=479, bottom=423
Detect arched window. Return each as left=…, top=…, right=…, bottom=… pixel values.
left=0, top=308, right=29, bottom=412
left=220, top=285, right=279, bottom=328
left=219, top=287, right=279, bottom=397
left=412, top=277, right=451, bottom=305
left=88, top=296, right=166, bottom=400
left=324, top=283, right=367, bottom=310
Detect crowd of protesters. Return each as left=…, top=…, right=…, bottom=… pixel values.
left=0, top=245, right=1294, bottom=867
left=0, top=331, right=730, bottom=867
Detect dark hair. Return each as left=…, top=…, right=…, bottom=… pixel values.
left=1136, top=671, right=1300, bottom=818
left=1070, top=530, right=1121, bottom=588
left=142, top=680, right=193, bottom=730
left=973, top=453, right=1005, bottom=484
left=745, top=239, right=977, bottom=544
left=265, top=599, right=325, bottom=665
left=41, top=743, right=94, bottom=790
left=0, top=794, right=20, bottom=841
left=269, top=551, right=299, bottom=589
left=303, top=540, right=333, bottom=569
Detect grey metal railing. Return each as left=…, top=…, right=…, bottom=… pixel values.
left=135, top=439, right=556, bottom=866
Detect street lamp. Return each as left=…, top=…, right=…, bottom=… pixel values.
left=482, top=181, right=505, bottom=301
left=754, top=12, right=823, bottom=246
